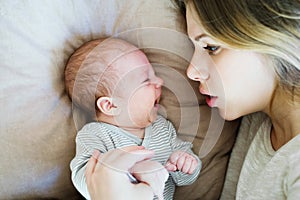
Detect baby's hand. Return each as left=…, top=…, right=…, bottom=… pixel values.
left=165, top=151, right=198, bottom=174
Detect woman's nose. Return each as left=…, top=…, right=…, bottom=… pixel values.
left=187, top=63, right=209, bottom=82
left=186, top=52, right=210, bottom=82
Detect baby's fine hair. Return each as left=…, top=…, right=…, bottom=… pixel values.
left=64, top=38, right=139, bottom=115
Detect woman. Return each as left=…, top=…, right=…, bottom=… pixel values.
left=86, top=0, right=300, bottom=199
left=184, top=0, right=300, bottom=199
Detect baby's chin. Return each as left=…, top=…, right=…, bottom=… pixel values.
left=137, top=113, right=157, bottom=128
left=132, top=110, right=158, bottom=128
left=149, top=110, right=159, bottom=122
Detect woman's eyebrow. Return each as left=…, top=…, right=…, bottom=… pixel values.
left=194, top=33, right=208, bottom=41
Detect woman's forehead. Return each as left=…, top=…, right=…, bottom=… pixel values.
left=186, top=5, right=205, bottom=38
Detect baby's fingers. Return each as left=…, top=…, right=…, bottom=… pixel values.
left=181, top=157, right=193, bottom=174
left=187, top=158, right=198, bottom=174
left=176, top=156, right=186, bottom=171
left=164, top=161, right=177, bottom=172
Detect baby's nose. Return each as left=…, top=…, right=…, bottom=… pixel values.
left=154, top=76, right=164, bottom=88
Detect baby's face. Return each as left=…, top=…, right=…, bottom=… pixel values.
left=111, top=50, right=164, bottom=128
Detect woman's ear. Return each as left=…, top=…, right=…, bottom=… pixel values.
left=96, top=97, right=119, bottom=116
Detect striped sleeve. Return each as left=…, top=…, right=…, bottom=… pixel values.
left=70, top=123, right=110, bottom=200
left=166, top=119, right=202, bottom=186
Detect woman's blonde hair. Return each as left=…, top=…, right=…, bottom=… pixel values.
left=176, top=0, right=300, bottom=100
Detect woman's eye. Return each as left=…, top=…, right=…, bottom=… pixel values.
left=203, top=45, right=220, bottom=55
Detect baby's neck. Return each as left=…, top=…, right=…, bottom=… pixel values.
left=96, top=115, right=146, bottom=139
left=122, top=127, right=145, bottom=139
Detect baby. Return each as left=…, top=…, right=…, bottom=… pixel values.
left=65, top=38, right=201, bottom=200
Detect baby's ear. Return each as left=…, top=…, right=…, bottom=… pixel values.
left=96, top=97, right=120, bottom=116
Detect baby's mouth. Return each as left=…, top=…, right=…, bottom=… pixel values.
left=154, top=97, right=160, bottom=106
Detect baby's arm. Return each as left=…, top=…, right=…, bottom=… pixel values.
left=165, top=120, right=201, bottom=186
left=70, top=128, right=108, bottom=200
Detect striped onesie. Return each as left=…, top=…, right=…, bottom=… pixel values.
left=70, top=115, right=201, bottom=200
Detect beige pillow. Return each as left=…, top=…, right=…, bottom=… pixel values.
left=0, top=0, right=239, bottom=199
left=144, top=45, right=240, bottom=200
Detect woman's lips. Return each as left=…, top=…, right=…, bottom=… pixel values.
left=205, top=95, right=217, bottom=107
left=200, top=88, right=217, bottom=107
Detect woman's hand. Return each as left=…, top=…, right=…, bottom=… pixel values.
left=130, top=160, right=169, bottom=200
left=85, top=146, right=168, bottom=200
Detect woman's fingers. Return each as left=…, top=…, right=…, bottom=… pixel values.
left=85, top=146, right=151, bottom=179
left=122, top=145, right=146, bottom=152
left=85, top=150, right=100, bottom=177
left=100, top=146, right=155, bottom=172
left=132, top=182, right=155, bottom=200
left=131, top=160, right=168, bottom=198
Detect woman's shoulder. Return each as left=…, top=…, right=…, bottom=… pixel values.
left=281, top=134, right=300, bottom=194
left=237, top=112, right=270, bottom=143
left=241, top=112, right=269, bottom=126
left=283, top=134, right=300, bottom=161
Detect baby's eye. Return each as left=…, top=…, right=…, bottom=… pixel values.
left=142, top=78, right=151, bottom=85
left=203, top=45, right=221, bottom=55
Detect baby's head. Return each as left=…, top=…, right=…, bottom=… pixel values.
left=65, top=38, right=139, bottom=118
left=65, top=38, right=163, bottom=127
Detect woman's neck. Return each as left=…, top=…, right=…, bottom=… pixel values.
left=270, top=111, right=300, bottom=150
left=267, top=91, right=300, bottom=150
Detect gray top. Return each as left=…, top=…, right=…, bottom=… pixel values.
left=70, top=115, right=201, bottom=200
left=221, top=112, right=300, bottom=200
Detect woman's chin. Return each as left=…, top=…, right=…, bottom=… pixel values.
left=219, top=109, right=240, bottom=121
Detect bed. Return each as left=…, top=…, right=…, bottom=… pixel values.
left=0, top=0, right=239, bottom=199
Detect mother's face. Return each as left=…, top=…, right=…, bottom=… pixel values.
left=185, top=6, right=276, bottom=120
